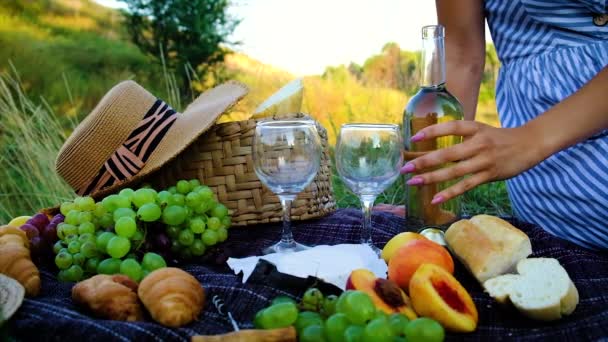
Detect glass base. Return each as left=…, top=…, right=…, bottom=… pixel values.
left=263, top=240, right=309, bottom=254
left=366, top=242, right=382, bottom=257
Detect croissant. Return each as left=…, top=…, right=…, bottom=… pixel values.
left=0, top=225, right=40, bottom=296
left=72, top=274, right=144, bottom=321
left=138, top=267, right=205, bottom=327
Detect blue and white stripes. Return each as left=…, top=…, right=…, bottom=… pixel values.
left=485, top=0, right=608, bottom=249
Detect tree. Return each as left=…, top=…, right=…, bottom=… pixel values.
left=120, top=0, right=239, bottom=94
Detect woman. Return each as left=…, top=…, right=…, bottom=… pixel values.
left=400, top=0, right=608, bottom=250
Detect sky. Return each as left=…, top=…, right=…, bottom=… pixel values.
left=94, top=0, right=490, bottom=76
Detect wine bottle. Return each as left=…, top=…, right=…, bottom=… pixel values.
left=403, top=24, right=464, bottom=230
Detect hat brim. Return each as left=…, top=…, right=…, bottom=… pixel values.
left=90, top=81, right=248, bottom=199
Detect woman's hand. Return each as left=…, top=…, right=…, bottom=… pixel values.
left=400, top=121, right=545, bottom=204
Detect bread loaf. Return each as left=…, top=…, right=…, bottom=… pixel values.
left=445, top=215, right=532, bottom=283
left=483, top=258, right=579, bottom=321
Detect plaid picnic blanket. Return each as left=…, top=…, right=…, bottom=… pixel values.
left=9, top=208, right=608, bottom=341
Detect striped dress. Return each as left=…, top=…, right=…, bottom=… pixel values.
left=484, top=0, right=608, bottom=250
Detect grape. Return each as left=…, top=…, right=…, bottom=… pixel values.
left=120, top=259, right=143, bottom=282
left=57, top=270, right=70, bottom=282
left=221, top=216, right=231, bottom=229
left=51, top=214, right=65, bottom=225
left=194, top=201, right=210, bottom=214
left=78, top=222, right=96, bottom=235
left=189, top=217, right=206, bottom=234
left=114, top=195, right=131, bottom=209
left=179, top=248, right=193, bottom=260
left=176, top=180, right=191, bottom=194
left=41, top=223, right=58, bottom=243
left=78, top=233, right=96, bottom=244
left=336, top=291, right=376, bottom=325
left=115, top=217, right=137, bottom=238
left=167, top=186, right=177, bottom=194
left=28, top=213, right=50, bottom=229
left=113, top=208, right=136, bottom=222
left=211, top=204, right=228, bottom=219
left=157, top=191, right=172, bottom=206
left=80, top=241, right=98, bottom=258
left=58, top=223, right=78, bottom=239
left=78, top=211, right=93, bottom=225
left=403, top=318, right=445, bottom=342
left=68, top=240, right=81, bottom=254
left=98, top=213, right=114, bottom=228
left=201, top=230, right=218, bottom=246
left=65, top=234, right=78, bottom=243
left=162, top=205, right=187, bottom=226
left=29, top=236, right=44, bottom=256
left=185, top=192, right=202, bottom=208
left=55, top=252, right=73, bottom=270
left=137, top=203, right=162, bottom=222
left=93, top=203, right=107, bottom=218
left=189, top=240, right=206, bottom=256
left=197, top=187, right=214, bottom=201
left=166, top=226, right=180, bottom=239
left=362, top=316, right=393, bottom=342
left=302, top=288, right=324, bottom=312
left=253, top=309, right=265, bottom=329
left=300, top=325, right=326, bottom=342
left=189, top=179, right=201, bottom=188
left=169, top=194, right=185, bottom=206
left=60, top=202, right=76, bottom=216
left=53, top=240, right=64, bottom=254
left=65, top=210, right=81, bottom=225
left=324, top=313, right=350, bottom=342
left=271, top=296, right=297, bottom=306
left=97, top=258, right=121, bottom=274
left=101, top=195, right=119, bottom=212
left=85, top=257, right=101, bottom=274
left=178, top=229, right=195, bottom=246
left=133, top=188, right=157, bottom=208
left=343, top=325, right=364, bottom=342
left=217, top=227, right=228, bottom=242
left=96, top=232, right=115, bottom=253
left=75, top=196, right=96, bottom=212
left=132, top=229, right=144, bottom=242
left=119, top=188, right=135, bottom=201
left=294, top=311, right=323, bottom=335
left=170, top=240, right=181, bottom=253
left=107, top=236, right=131, bottom=258
left=125, top=252, right=138, bottom=260
left=323, top=295, right=339, bottom=317
left=388, top=313, right=410, bottom=336
left=207, top=217, right=221, bottom=231
left=65, top=265, right=84, bottom=282
left=258, top=302, right=298, bottom=329
left=20, top=224, right=39, bottom=239
left=73, top=252, right=86, bottom=266
left=142, top=252, right=167, bottom=272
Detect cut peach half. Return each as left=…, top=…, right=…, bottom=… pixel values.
left=346, top=269, right=417, bottom=320
left=409, top=263, right=478, bottom=332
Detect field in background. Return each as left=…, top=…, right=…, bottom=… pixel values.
left=0, top=0, right=510, bottom=222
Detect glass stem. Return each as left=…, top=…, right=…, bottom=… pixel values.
left=279, top=195, right=296, bottom=245
left=360, top=195, right=376, bottom=245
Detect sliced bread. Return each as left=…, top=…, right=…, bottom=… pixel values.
left=445, top=215, right=532, bottom=283
left=483, top=258, right=579, bottom=321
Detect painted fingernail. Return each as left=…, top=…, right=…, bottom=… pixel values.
left=400, top=162, right=415, bottom=173
left=406, top=176, right=424, bottom=186
left=411, top=132, right=425, bottom=142
left=431, top=195, right=445, bottom=205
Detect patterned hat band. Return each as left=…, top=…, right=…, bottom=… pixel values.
left=77, top=99, right=177, bottom=195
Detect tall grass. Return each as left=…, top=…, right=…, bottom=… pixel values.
left=0, top=66, right=76, bottom=222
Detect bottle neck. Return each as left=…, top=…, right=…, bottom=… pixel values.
left=420, top=36, right=446, bottom=87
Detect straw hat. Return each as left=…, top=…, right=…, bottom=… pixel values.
left=0, top=274, right=25, bottom=323
left=56, top=80, right=248, bottom=198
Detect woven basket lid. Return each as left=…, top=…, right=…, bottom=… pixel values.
left=0, top=274, right=25, bottom=323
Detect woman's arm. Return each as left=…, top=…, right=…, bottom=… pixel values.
left=436, top=0, right=486, bottom=121
left=401, top=66, right=608, bottom=204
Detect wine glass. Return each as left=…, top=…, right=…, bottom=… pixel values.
left=336, top=124, right=403, bottom=254
left=253, top=119, right=322, bottom=254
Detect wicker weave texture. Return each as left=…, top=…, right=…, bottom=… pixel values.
left=150, top=114, right=335, bottom=226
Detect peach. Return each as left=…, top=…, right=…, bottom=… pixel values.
left=409, top=263, right=478, bottom=332
left=381, top=232, right=426, bottom=263
left=346, top=269, right=418, bottom=320
left=388, top=239, right=454, bottom=291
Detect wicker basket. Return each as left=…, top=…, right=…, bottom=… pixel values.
left=148, top=113, right=336, bottom=226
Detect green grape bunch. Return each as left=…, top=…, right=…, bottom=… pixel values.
left=52, top=178, right=232, bottom=283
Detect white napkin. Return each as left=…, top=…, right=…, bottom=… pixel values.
left=226, top=244, right=388, bottom=290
